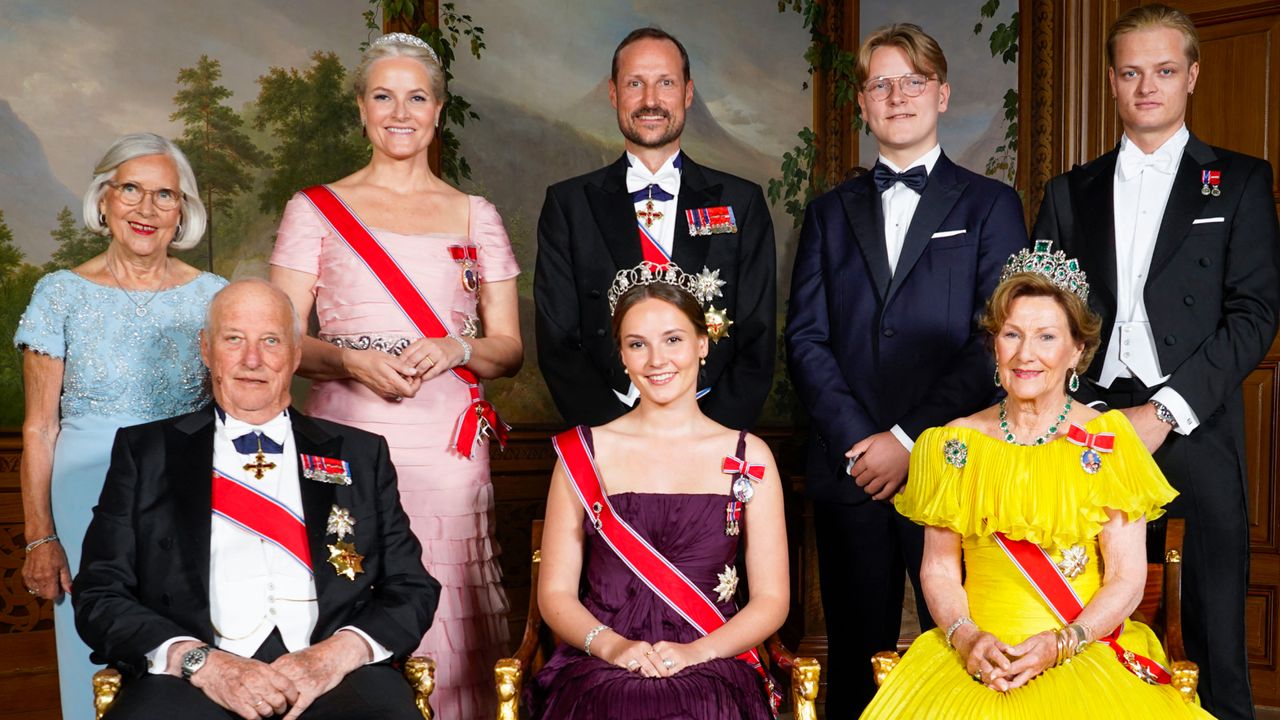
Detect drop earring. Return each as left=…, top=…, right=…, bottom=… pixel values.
left=1068, top=369, right=1080, bottom=393
left=700, top=357, right=706, bottom=366
left=993, top=367, right=1001, bottom=388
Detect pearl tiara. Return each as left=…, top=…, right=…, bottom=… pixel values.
left=370, top=32, right=440, bottom=65
left=607, top=261, right=726, bottom=313
left=1000, top=239, right=1091, bottom=302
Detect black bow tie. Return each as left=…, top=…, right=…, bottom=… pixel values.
left=872, top=162, right=928, bottom=193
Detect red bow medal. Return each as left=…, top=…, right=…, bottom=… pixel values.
left=448, top=245, right=481, bottom=293
left=1066, top=424, right=1115, bottom=474
left=722, top=455, right=765, bottom=536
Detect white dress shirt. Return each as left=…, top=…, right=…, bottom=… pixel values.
left=617, top=150, right=684, bottom=408
left=878, top=145, right=941, bottom=452
left=1099, top=126, right=1199, bottom=434
left=147, top=411, right=389, bottom=674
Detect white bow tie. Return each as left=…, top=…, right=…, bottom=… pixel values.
left=222, top=411, right=291, bottom=449
left=1118, top=146, right=1176, bottom=180
left=626, top=163, right=680, bottom=198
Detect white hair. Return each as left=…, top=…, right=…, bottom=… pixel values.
left=204, top=278, right=304, bottom=345
left=82, top=133, right=207, bottom=251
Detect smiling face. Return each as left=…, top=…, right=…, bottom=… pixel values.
left=610, top=37, right=693, bottom=153
left=618, top=296, right=708, bottom=406
left=857, top=45, right=949, bottom=166
left=995, top=295, right=1085, bottom=404
left=1109, top=26, right=1198, bottom=148
left=99, top=154, right=182, bottom=257
left=201, top=282, right=302, bottom=425
left=357, top=56, right=442, bottom=161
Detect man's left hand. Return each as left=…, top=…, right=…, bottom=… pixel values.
left=271, top=631, right=371, bottom=720
left=1120, top=403, right=1172, bottom=454
left=847, top=432, right=910, bottom=501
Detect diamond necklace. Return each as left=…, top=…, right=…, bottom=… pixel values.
left=105, top=256, right=167, bottom=317
left=999, top=395, right=1073, bottom=446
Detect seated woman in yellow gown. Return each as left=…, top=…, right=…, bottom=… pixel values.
left=862, top=242, right=1213, bottom=719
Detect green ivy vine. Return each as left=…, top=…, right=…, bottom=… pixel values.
left=366, top=1, right=486, bottom=183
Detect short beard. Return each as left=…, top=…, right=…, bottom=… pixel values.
left=618, top=106, right=685, bottom=149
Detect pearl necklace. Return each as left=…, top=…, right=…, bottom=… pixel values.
left=999, top=395, right=1073, bottom=446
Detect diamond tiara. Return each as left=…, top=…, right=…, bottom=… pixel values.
left=999, top=239, right=1091, bottom=302
left=370, top=32, right=441, bottom=65
left=607, top=261, right=726, bottom=313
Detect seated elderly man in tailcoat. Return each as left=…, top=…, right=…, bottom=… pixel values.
left=74, top=278, right=439, bottom=720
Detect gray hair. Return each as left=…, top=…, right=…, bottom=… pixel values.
left=83, top=133, right=207, bottom=251
left=354, top=35, right=445, bottom=102
left=204, top=278, right=304, bottom=345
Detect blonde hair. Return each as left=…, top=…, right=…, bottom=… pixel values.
left=83, top=133, right=206, bottom=251
left=354, top=36, right=445, bottom=101
left=855, top=23, right=948, bottom=88
left=981, top=273, right=1103, bottom=375
left=1107, top=3, right=1200, bottom=67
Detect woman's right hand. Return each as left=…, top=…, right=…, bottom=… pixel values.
left=22, top=540, right=71, bottom=600
left=596, top=634, right=665, bottom=678
left=953, top=625, right=1012, bottom=688
left=341, top=348, right=421, bottom=401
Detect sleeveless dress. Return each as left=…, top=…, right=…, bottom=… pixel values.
left=13, top=269, right=226, bottom=720
left=271, top=192, right=518, bottom=719
left=526, top=427, right=773, bottom=720
left=861, top=411, right=1215, bottom=719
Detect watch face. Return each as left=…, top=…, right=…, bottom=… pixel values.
left=182, top=646, right=210, bottom=678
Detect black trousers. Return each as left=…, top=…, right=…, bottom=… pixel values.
left=105, top=630, right=420, bottom=720
left=1101, top=379, right=1254, bottom=720
left=814, top=497, right=932, bottom=718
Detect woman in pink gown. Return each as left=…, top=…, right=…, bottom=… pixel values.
left=270, top=33, right=522, bottom=719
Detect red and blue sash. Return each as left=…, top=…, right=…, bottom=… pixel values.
left=211, top=468, right=312, bottom=573
left=300, top=185, right=507, bottom=458
left=994, top=533, right=1172, bottom=684
left=553, top=427, right=782, bottom=715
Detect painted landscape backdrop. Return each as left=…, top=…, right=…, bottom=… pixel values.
left=0, top=0, right=1015, bottom=427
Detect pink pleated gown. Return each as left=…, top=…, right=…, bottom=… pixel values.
left=272, top=192, right=516, bottom=719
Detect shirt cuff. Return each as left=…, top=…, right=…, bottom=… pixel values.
left=890, top=425, right=915, bottom=452
left=339, top=626, right=392, bottom=664
left=1152, top=387, right=1199, bottom=436
left=146, top=636, right=201, bottom=675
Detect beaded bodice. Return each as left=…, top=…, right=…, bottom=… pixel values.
left=14, top=270, right=227, bottom=420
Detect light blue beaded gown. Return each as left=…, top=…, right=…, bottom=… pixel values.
left=13, top=269, right=226, bottom=720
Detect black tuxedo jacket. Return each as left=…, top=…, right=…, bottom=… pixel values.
left=787, top=152, right=1028, bottom=504
left=535, top=152, right=776, bottom=429
left=73, top=407, right=440, bottom=678
left=1033, top=134, right=1280, bottom=422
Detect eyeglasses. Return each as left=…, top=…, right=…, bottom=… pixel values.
left=862, top=74, right=936, bottom=102
left=107, top=181, right=181, bottom=211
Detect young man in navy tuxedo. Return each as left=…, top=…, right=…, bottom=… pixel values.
left=1034, top=6, right=1280, bottom=718
left=786, top=23, right=1028, bottom=715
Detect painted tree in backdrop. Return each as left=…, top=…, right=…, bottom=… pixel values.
left=0, top=209, right=23, bottom=281
left=46, top=207, right=108, bottom=271
left=0, top=208, right=41, bottom=425
left=171, top=55, right=265, bottom=264
left=254, top=52, right=367, bottom=214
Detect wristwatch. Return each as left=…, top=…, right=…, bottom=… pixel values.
left=180, top=644, right=213, bottom=681
left=1148, top=399, right=1179, bottom=430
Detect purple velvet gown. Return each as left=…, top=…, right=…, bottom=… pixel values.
left=526, top=430, right=772, bottom=719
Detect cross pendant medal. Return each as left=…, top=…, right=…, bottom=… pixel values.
left=636, top=186, right=663, bottom=228
left=243, top=437, right=277, bottom=480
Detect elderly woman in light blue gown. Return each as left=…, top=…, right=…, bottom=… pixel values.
left=15, top=133, right=226, bottom=720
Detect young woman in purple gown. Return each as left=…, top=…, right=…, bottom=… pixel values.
left=527, top=273, right=789, bottom=719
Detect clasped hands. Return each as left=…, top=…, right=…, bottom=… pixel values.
left=951, top=624, right=1060, bottom=692
left=596, top=632, right=712, bottom=679
left=342, top=337, right=466, bottom=402
left=846, top=431, right=910, bottom=501
left=173, top=631, right=369, bottom=719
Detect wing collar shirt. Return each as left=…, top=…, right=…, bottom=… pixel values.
left=146, top=410, right=389, bottom=673
left=1100, top=125, right=1199, bottom=434
left=879, top=144, right=941, bottom=452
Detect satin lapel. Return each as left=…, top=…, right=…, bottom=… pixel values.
left=672, top=157, right=721, bottom=272
left=585, top=155, right=644, bottom=270
left=169, top=408, right=216, bottom=621
left=887, top=154, right=966, bottom=304
left=838, top=175, right=890, bottom=300
left=290, top=411, right=341, bottom=599
left=1070, top=151, right=1119, bottom=311
left=1149, top=136, right=1217, bottom=281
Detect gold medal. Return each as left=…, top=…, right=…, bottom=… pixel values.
left=705, top=305, right=733, bottom=343
left=327, top=540, right=365, bottom=580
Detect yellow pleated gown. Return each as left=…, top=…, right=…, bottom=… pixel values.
left=861, top=411, right=1215, bottom=719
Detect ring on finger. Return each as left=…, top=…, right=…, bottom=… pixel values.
left=26, top=587, right=38, bottom=596
left=972, top=670, right=983, bottom=683
left=626, top=659, right=639, bottom=671
left=662, top=658, right=675, bottom=669
left=253, top=699, right=266, bottom=709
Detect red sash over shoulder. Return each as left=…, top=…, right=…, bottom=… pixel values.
left=994, top=533, right=1172, bottom=685
left=211, top=469, right=312, bottom=572
left=299, top=185, right=507, bottom=458
left=552, top=426, right=781, bottom=716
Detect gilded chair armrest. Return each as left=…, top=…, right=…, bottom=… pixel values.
left=495, top=658, right=523, bottom=720
left=1170, top=660, right=1199, bottom=704
left=93, top=668, right=123, bottom=720
left=403, top=655, right=436, bottom=720
left=790, top=657, right=821, bottom=720
left=871, top=651, right=901, bottom=687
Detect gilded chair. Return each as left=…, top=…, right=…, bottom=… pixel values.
left=494, top=520, right=821, bottom=718
left=871, top=517, right=1199, bottom=702
left=91, top=655, right=437, bottom=719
